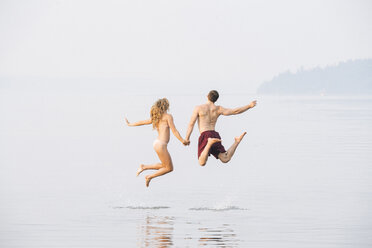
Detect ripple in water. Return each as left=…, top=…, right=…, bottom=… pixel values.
left=189, top=206, right=247, bottom=211
left=112, top=206, right=170, bottom=210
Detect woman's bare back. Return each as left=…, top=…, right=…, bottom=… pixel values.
left=156, top=114, right=171, bottom=143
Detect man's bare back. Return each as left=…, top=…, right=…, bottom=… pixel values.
left=185, top=90, right=257, bottom=166
left=195, top=102, right=221, bottom=133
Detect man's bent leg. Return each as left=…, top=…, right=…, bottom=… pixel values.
left=218, top=132, right=246, bottom=163
left=198, top=138, right=221, bottom=166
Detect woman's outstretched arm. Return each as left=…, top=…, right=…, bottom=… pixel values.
left=167, top=114, right=189, bottom=146
left=125, top=117, right=152, bottom=127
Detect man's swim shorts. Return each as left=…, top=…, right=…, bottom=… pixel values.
left=198, top=130, right=226, bottom=159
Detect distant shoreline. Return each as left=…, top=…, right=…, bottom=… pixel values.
left=257, top=59, right=372, bottom=95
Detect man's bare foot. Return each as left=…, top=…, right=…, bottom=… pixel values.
left=145, top=175, right=152, bottom=187
left=136, top=164, right=145, bottom=177
left=207, top=138, right=221, bottom=146
left=235, top=132, right=247, bottom=143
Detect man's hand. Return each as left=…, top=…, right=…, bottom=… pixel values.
left=125, top=117, right=131, bottom=126
left=183, top=139, right=190, bottom=146
left=249, top=100, right=257, bottom=109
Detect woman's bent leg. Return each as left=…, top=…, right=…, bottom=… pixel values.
left=136, top=163, right=163, bottom=176
left=145, top=144, right=173, bottom=187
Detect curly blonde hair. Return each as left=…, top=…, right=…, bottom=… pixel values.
left=150, top=98, right=169, bottom=129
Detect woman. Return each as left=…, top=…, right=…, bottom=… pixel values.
left=125, top=98, right=189, bottom=187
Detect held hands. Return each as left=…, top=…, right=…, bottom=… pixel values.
left=249, top=100, right=257, bottom=109
left=182, top=139, right=190, bottom=146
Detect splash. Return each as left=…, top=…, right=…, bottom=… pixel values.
left=189, top=206, right=247, bottom=211
left=112, top=206, right=170, bottom=210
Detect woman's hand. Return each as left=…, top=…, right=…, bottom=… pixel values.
left=182, top=139, right=190, bottom=146
left=125, top=118, right=151, bottom=127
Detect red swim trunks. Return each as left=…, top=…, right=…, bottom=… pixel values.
left=198, top=130, right=226, bottom=159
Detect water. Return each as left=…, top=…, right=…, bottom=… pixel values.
left=1, top=89, right=372, bottom=247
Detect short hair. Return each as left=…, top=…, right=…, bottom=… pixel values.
left=208, top=90, right=219, bottom=103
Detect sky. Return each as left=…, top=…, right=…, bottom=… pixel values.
left=0, top=0, right=371, bottom=93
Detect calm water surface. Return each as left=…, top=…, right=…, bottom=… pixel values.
left=1, top=90, right=371, bottom=247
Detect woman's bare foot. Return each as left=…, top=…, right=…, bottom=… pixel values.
left=235, top=132, right=247, bottom=143
left=136, top=164, right=145, bottom=177
left=207, top=138, right=221, bottom=146
left=145, top=175, right=152, bottom=187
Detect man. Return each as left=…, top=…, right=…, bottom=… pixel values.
left=185, top=90, right=257, bottom=166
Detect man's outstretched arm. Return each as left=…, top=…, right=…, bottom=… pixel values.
left=219, top=100, right=257, bottom=116
left=185, top=107, right=199, bottom=142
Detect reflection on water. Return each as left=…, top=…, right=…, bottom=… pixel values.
left=198, top=224, right=239, bottom=247
left=136, top=213, right=239, bottom=247
left=138, top=215, right=174, bottom=248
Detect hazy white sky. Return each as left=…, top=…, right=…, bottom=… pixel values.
left=0, top=0, right=371, bottom=92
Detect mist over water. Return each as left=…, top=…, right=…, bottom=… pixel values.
left=1, top=88, right=371, bottom=247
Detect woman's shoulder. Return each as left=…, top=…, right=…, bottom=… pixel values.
left=160, top=114, right=172, bottom=125
left=162, top=113, right=173, bottom=119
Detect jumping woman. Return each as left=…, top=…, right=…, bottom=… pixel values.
left=125, top=98, right=189, bottom=187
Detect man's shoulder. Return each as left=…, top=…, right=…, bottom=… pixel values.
left=196, top=104, right=221, bottom=114
left=196, top=103, right=214, bottom=109
left=194, top=104, right=204, bottom=111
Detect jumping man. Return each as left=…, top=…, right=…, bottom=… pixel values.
left=185, top=90, right=257, bottom=166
